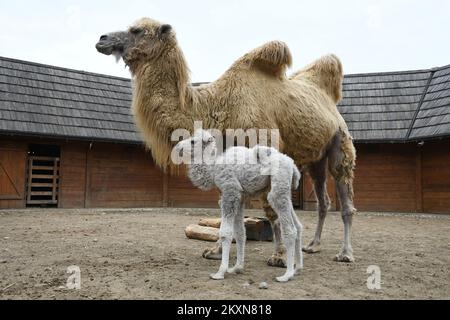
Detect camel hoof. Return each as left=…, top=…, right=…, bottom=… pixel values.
left=267, top=255, right=287, bottom=268
left=227, top=266, right=244, bottom=274
left=302, top=243, right=321, bottom=254
left=333, top=253, right=355, bottom=263
left=202, top=248, right=222, bottom=260
left=210, top=273, right=225, bottom=280
left=276, top=274, right=294, bottom=283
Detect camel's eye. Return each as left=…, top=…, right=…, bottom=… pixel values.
left=191, top=140, right=195, bottom=146
left=130, top=27, right=143, bottom=35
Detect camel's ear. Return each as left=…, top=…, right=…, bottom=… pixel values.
left=158, top=24, right=172, bottom=40
left=202, top=132, right=215, bottom=144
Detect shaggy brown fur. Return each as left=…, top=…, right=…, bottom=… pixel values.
left=127, top=18, right=354, bottom=174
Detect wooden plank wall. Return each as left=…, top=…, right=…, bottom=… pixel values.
left=302, top=172, right=338, bottom=211
left=422, top=140, right=450, bottom=213
left=59, top=143, right=87, bottom=208
left=1, top=136, right=449, bottom=213
left=0, top=138, right=27, bottom=208
left=352, top=144, right=417, bottom=212
left=167, top=166, right=220, bottom=208
left=85, top=143, right=165, bottom=208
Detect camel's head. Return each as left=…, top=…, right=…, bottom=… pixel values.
left=174, top=129, right=217, bottom=164
left=96, top=18, right=175, bottom=72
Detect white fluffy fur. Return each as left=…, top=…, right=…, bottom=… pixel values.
left=175, top=129, right=303, bottom=282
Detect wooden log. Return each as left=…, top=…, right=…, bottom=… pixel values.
left=185, top=224, right=219, bottom=242
left=244, top=217, right=273, bottom=241
left=195, top=216, right=273, bottom=242
left=198, top=218, right=222, bottom=228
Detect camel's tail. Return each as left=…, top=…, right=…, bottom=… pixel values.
left=290, top=54, right=344, bottom=104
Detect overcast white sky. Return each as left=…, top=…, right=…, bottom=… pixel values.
left=0, top=0, right=449, bottom=82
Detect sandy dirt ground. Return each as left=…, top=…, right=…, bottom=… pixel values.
left=0, top=208, right=449, bottom=300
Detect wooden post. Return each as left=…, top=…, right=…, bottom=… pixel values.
left=26, top=157, right=33, bottom=205
left=84, top=143, right=92, bottom=208
left=162, top=172, right=169, bottom=207
left=52, top=158, right=59, bottom=204
left=415, top=148, right=423, bottom=213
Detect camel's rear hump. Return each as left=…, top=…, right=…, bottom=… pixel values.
left=290, top=54, right=344, bottom=104
left=238, top=41, right=293, bottom=78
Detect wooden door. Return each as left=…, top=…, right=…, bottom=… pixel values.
left=0, top=149, right=26, bottom=206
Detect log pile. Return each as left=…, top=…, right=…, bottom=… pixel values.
left=185, top=217, right=273, bottom=242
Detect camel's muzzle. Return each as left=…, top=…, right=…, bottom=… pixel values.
left=95, top=34, right=124, bottom=56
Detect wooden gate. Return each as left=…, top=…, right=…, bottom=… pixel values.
left=0, top=148, right=26, bottom=208
left=26, top=156, right=60, bottom=206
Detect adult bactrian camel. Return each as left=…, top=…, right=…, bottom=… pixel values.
left=96, top=17, right=357, bottom=264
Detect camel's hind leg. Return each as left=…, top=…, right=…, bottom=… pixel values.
left=263, top=199, right=287, bottom=268
left=328, top=132, right=357, bottom=263
left=291, top=208, right=304, bottom=273
left=303, top=156, right=330, bottom=254
left=202, top=199, right=223, bottom=261
left=202, top=197, right=288, bottom=268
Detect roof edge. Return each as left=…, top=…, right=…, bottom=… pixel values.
left=0, top=55, right=132, bottom=82
left=0, top=130, right=144, bottom=146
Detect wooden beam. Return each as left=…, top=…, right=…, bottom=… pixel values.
left=30, top=191, right=54, bottom=196
left=31, top=166, right=54, bottom=171
left=31, top=174, right=57, bottom=179
left=162, top=172, right=169, bottom=207
left=26, top=157, right=33, bottom=204
left=84, top=144, right=92, bottom=208
left=27, top=200, right=58, bottom=205
left=29, top=156, right=60, bottom=162
left=30, top=183, right=53, bottom=187
left=415, top=147, right=423, bottom=212
left=52, top=158, right=58, bottom=203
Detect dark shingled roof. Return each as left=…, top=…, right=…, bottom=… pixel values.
left=0, top=56, right=139, bottom=143
left=1, top=56, right=449, bottom=144
left=339, top=64, right=450, bottom=142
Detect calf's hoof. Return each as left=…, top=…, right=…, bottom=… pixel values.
left=227, top=266, right=244, bottom=274
left=210, top=273, right=225, bottom=280
left=276, top=273, right=294, bottom=283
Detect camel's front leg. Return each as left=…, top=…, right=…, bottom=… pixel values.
left=210, top=215, right=233, bottom=280
left=210, top=192, right=241, bottom=280
left=228, top=200, right=245, bottom=274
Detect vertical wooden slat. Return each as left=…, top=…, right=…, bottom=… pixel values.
left=415, top=147, right=423, bottom=212
left=52, top=158, right=58, bottom=203
left=26, top=157, right=33, bottom=204
left=84, top=145, right=92, bottom=208
left=162, top=172, right=169, bottom=207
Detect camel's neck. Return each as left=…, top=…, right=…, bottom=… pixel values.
left=187, top=149, right=217, bottom=191
left=132, top=45, right=192, bottom=124
left=131, top=45, right=195, bottom=169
